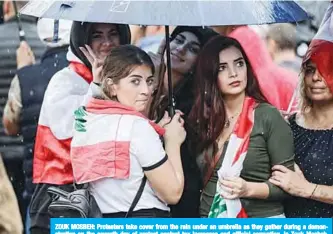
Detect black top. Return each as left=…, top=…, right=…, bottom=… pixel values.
left=168, top=77, right=202, bottom=217
left=285, top=114, right=333, bottom=218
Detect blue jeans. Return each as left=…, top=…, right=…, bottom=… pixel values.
left=26, top=205, right=31, bottom=234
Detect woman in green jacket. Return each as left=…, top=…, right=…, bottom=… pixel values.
left=188, top=35, right=294, bottom=218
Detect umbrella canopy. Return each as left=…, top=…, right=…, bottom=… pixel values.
left=21, top=0, right=308, bottom=26
left=20, top=0, right=308, bottom=116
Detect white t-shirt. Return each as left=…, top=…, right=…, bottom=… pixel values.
left=89, top=118, right=169, bottom=214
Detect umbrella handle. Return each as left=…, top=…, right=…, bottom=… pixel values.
left=13, top=1, right=26, bottom=42
left=168, top=104, right=175, bottom=117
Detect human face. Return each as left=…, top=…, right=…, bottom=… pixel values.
left=168, top=31, right=201, bottom=75
left=111, top=65, right=155, bottom=112
left=90, top=23, right=120, bottom=60
left=217, top=46, right=247, bottom=97
left=304, top=61, right=333, bottom=102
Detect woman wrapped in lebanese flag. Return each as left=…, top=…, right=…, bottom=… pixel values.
left=29, top=22, right=130, bottom=233
left=70, top=45, right=186, bottom=217
left=188, top=35, right=295, bottom=218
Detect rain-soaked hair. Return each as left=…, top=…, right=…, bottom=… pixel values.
left=99, top=45, right=154, bottom=100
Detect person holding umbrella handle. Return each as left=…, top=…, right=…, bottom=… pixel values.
left=16, top=41, right=35, bottom=69
left=147, top=26, right=219, bottom=217
left=70, top=45, right=186, bottom=217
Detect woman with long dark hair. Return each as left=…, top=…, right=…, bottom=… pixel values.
left=148, top=26, right=218, bottom=217
left=149, top=26, right=217, bottom=121
left=188, top=36, right=294, bottom=218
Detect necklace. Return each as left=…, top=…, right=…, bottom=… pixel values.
left=224, top=112, right=240, bottom=128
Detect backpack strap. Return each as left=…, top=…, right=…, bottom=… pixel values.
left=125, top=176, right=147, bottom=217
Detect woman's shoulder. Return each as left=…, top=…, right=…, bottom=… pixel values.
left=255, top=102, right=281, bottom=116
left=97, top=114, right=151, bottom=137
left=131, top=117, right=160, bottom=138
left=254, top=102, right=288, bottom=126
left=287, top=113, right=297, bottom=124
left=48, top=66, right=89, bottom=90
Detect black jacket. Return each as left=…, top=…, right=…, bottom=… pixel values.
left=159, top=27, right=218, bottom=217
left=0, top=16, right=46, bottom=161
left=0, top=15, right=46, bottom=223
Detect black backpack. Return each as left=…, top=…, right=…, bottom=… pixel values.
left=47, top=177, right=147, bottom=218
left=47, top=184, right=102, bottom=218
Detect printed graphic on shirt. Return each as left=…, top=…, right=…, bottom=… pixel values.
left=74, top=106, right=87, bottom=132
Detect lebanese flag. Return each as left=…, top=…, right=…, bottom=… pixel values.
left=208, top=97, right=257, bottom=218
left=70, top=98, right=165, bottom=184
left=33, top=50, right=93, bottom=185
left=302, top=1, right=333, bottom=93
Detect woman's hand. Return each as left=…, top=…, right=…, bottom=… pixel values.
left=269, top=164, right=316, bottom=198
left=219, top=177, right=249, bottom=199
left=164, top=112, right=186, bottom=147
left=80, top=45, right=104, bottom=83
left=157, top=110, right=183, bottom=128
left=16, top=41, right=35, bottom=69
left=157, top=111, right=171, bottom=128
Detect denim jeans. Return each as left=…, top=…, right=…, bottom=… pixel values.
left=26, top=205, right=31, bottom=234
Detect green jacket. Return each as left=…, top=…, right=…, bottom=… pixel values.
left=198, top=103, right=294, bottom=217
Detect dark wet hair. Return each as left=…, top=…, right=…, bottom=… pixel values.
left=148, top=26, right=218, bottom=120
left=69, top=21, right=131, bottom=70
left=188, top=35, right=267, bottom=154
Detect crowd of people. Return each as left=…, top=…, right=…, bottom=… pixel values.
left=0, top=0, right=332, bottom=234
